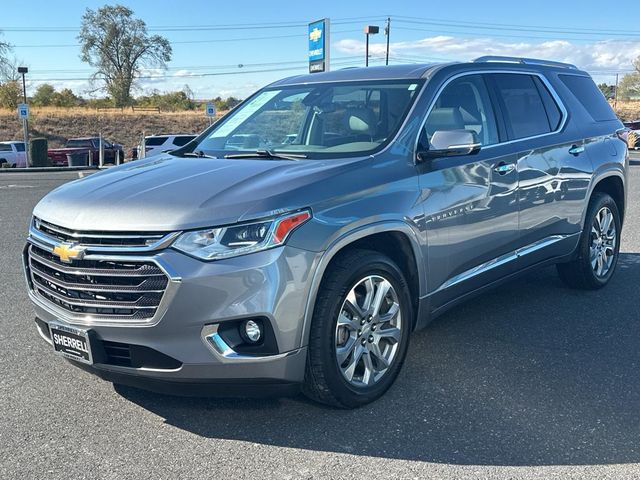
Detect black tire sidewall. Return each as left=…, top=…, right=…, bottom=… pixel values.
left=579, top=193, right=621, bottom=287
left=311, top=252, right=412, bottom=407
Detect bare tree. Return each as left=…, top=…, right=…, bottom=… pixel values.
left=78, top=4, right=172, bottom=107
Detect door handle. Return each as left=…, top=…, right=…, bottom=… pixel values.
left=569, top=145, right=585, bottom=155
left=493, top=162, right=516, bottom=175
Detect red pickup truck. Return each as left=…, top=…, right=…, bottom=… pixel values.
left=48, top=137, right=124, bottom=166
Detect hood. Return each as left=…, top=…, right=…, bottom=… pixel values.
left=34, top=155, right=367, bottom=231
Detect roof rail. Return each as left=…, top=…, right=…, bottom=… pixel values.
left=473, top=56, right=578, bottom=70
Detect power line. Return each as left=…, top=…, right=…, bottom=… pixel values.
left=392, top=15, right=640, bottom=37
left=12, top=29, right=362, bottom=49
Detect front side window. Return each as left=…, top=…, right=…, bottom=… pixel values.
left=492, top=74, right=555, bottom=139
left=14, top=142, right=25, bottom=152
left=421, top=74, right=499, bottom=149
left=189, top=80, right=423, bottom=159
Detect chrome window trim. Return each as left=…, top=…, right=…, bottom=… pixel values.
left=413, top=69, right=569, bottom=161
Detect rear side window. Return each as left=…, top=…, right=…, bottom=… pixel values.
left=172, top=136, right=195, bottom=147
left=492, top=74, right=553, bottom=139
left=559, top=74, right=616, bottom=122
left=533, top=77, right=562, bottom=131
left=0, top=144, right=11, bottom=152
left=145, top=136, right=168, bottom=146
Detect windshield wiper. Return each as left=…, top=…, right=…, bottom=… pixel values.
left=181, top=150, right=216, bottom=159
left=224, top=149, right=307, bottom=161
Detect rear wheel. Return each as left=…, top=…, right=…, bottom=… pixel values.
left=303, top=250, right=412, bottom=408
left=557, top=192, right=621, bottom=289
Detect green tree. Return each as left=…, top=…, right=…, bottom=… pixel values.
left=53, top=88, right=80, bottom=107
left=0, top=80, right=22, bottom=108
left=32, top=83, right=56, bottom=106
left=618, top=73, right=640, bottom=101
left=597, top=83, right=615, bottom=100
left=78, top=4, right=172, bottom=107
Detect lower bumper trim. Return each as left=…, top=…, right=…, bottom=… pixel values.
left=72, top=359, right=302, bottom=397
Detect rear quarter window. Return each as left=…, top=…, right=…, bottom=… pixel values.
left=172, top=136, right=195, bottom=147
left=559, top=75, right=617, bottom=122
left=145, top=137, right=169, bottom=146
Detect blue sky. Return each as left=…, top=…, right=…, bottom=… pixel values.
left=1, top=0, right=638, bottom=99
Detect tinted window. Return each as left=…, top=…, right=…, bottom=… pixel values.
left=533, top=77, right=562, bottom=130
left=0, top=144, right=11, bottom=152
left=560, top=74, right=616, bottom=122
left=145, top=136, right=168, bottom=146
left=14, top=142, right=25, bottom=152
left=492, top=74, right=553, bottom=139
left=422, top=74, right=498, bottom=147
left=172, top=136, right=195, bottom=147
left=66, top=139, right=95, bottom=148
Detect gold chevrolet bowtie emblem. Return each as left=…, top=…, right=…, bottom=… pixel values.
left=52, top=243, right=86, bottom=263
left=309, top=27, right=322, bottom=42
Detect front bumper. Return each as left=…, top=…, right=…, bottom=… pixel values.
left=27, top=244, right=322, bottom=393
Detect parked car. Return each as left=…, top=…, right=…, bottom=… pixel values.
left=129, top=134, right=196, bottom=159
left=25, top=57, right=627, bottom=408
left=48, top=137, right=124, bottom=166
left=623, top=119, right=640, bottom=130
left=0, top=141, right=26, bottom=167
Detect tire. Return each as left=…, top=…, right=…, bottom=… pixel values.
left=557, top=192, right=621, bottom=289
left=302, top=249, right=413, bottom=408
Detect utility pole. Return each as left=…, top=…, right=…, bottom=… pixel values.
left=384, top=17, right=391, bottom=66
left=614, top=73, right=619, bottom=110
left=364, top=25, right=380, bottom=67
left=18, top=66, right=29, bottom=168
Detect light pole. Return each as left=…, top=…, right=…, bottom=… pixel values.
left=18, top=66, right=29, bottom=168
left=384, top=18, right=391, bottom=66
left=364, top=25, right=379, bottom=67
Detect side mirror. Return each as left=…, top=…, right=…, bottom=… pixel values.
left=417, top=129, right=481, bottom=162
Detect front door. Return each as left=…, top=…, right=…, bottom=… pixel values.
left=416, top=73, right=520, bottom=310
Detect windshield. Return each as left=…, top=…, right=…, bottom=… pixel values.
left=189, top=80, right=423, bottom=159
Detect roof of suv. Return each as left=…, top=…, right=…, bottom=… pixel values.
left=270, top=57, right=587, bottom=87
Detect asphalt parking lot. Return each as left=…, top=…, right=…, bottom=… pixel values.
left=2, top=162, right=640, bottom=480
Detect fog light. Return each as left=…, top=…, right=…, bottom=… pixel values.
left=241, top=319, right=262, bottom=343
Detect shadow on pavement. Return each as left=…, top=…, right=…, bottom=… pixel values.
left=116, top=253, right=640, bottom=466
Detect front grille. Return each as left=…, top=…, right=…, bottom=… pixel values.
left=27, top=244, right=169, bottom=322
left=33, top=218, right=166, bottom=247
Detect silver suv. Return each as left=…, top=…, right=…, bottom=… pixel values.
left=25, top=56, right=628, bottom=407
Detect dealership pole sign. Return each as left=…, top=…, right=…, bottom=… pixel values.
left=308, top=18, right=330, bottom=73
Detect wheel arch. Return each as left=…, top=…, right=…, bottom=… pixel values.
left=587, top=172, right=626, bottom=225
left=299, top=222, right=426, bottom=348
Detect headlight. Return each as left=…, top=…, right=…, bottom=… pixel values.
left=172, top=210, right=311, bottom=260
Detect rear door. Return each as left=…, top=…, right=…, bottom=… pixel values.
left=417, top=73, right=520, bottom=309
left=488, top=72, right=588, bottom=265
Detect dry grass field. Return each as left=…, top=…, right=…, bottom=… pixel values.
left=1, top=101, right=639, bottom=155
left=0, top=107, right=224, bottom=153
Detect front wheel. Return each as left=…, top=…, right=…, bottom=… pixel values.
left=303, top=250, right=412, bottom=408
left=557, top=192, right=621, bottom=289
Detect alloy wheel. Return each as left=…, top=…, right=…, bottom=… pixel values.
left=334, top=275, right=403, bottom=388
left=590, top=206, right=617, bottom=278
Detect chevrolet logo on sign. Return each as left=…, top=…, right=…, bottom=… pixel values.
left=309, top=27, right=322, bottom=42
left=52, top=243, right=86, bottom=263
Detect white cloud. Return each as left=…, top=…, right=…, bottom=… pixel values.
left=173, top=69, right=196, bottom=77
left=334, top=35, right=640, bottom=77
